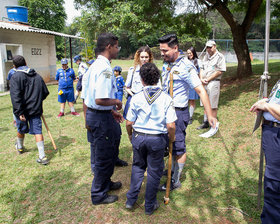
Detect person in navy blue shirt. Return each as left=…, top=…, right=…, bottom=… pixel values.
left=125, top=62, right=176, bottom=215
left=250, top=80, right=280, bottom=223
left=113, top=66, right=125, bottom=102
left=55, top=59, right=80, bottom=118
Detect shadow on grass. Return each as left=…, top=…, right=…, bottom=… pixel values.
left=44, top=136, right=75, bottom=160
left=218, top=61, right=280, bottom=107
left=155, top=132, right=260, bottom=223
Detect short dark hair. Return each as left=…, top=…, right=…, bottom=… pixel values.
left=158, top=33, right=179, bottom=48
left=96, top=33, right=118, bottom=53
left=13, top=55, right=26, bottom=68
left=140, top=63, right=160, bottom=86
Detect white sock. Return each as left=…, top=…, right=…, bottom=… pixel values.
left=36, top=141, right=45, bottom=159
left=17, top=137, right=24, bottom=149
left=70, top=106, right=75, bottom=113
left=204, top=114, right=208, bottom=122
left=60, top=108, right=64, bottom=113
left=189, top=106, right=195, bottom=118
left=173, top=162, right=185, bottom=185
left=171, top=157, right=176, bottom=172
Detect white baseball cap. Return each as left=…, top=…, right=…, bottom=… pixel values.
left=206, top=40, right=216, bottom=47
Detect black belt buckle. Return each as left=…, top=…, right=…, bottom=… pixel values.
left=264, top=119, right=280, bottom=128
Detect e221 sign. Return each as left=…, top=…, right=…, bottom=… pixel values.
left=31, top=48, right=42, bottom=55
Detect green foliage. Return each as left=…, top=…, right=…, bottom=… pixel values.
left=19, top=0, right=66, bottom=31
left=73, top=0, right=210, bottom=58
left=19, top=0, right=67, bottom=59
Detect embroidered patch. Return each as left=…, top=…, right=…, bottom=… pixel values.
left=188, top=67, right=196, bottom=74
left=143, top=87, right=162, bottom=105
left=103, top=71, right=112, bottom=79
left=276, top=90, right=280, bottom=98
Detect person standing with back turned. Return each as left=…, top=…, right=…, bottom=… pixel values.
left=10, top=55, right=50, bottom=165
left=84, top=33, right=123, bottom=205
left=125, top=62, right=177, bottom=215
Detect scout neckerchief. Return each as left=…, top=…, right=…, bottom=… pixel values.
left=143, top=87, right=162, bottom=105
left=163, top=54, right=185, bottom=94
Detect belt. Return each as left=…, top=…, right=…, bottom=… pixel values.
left=88, top=108, right=111, bottom=113
left=175, top=107, right=187, bottom=111
left=263, top=119, right=280, bottom=128
left=134, top=130, right=165, bottom=137
left=212, top=79, right=221, bottom=81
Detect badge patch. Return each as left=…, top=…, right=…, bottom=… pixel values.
left=173, top=70, right=180, bottom=75
left=103, top=71, right=112, bottom=79
left=276, top=90, right=280, bottom=98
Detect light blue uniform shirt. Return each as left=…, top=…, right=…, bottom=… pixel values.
left=127, top=86, right=177, bottom=134
left=161, top=55, right=202, bottom=108
left=263, top=80, right=280, bottom=123
left=83, top=55, right=117, bottom=110
left=125, top=65, right=161, bottom=94
left=78, top=62, right=88, bottom=78
left=80, top=68, right=89, bottom=100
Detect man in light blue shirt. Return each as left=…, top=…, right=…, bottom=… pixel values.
left=84, top=33, right=123, bottom=205
left=250, top=79, right=280, bottom=223
left=158, top=34, right=217, bottom=191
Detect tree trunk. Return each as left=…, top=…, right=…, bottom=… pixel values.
left=231, top=26, right=253, bottom=79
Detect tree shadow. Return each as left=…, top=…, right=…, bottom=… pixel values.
left=219, top=69, right=280, bottom=107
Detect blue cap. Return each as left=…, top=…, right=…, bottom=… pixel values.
left=113, top=66, right=122, bottom=72
left=87, top=59, right=95, bottom=65
left=61, top=58, right=68, bottom=64
left=74, top=55, right=81, bottom=63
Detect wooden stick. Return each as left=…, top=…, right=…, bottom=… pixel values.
left=42, top=115, right=57, bottom=151
left=164, top=73, right=173, bottom=205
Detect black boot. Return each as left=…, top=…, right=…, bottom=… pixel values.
left=196, top=121, right=209, bottom=130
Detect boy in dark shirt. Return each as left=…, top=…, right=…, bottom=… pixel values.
left=10, top=55, right=50, bottom=165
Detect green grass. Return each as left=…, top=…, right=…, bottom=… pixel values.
left=0, top=60, right=280, bottom=223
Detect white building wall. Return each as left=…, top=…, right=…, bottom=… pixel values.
left=0, top=29, right=57, bottom=91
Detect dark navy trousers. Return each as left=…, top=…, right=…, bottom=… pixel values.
left=126, top=132, right=168, bottom=212
left=86, top=109, right=120, bottom=203
left=261, top=124, right=280, bottom=223
left=173, top=107, right=189, bottom=156
left=89, top=119, right=121, bottom=174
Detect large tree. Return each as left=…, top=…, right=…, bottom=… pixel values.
left=195, top=0, right=264, bottom=78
